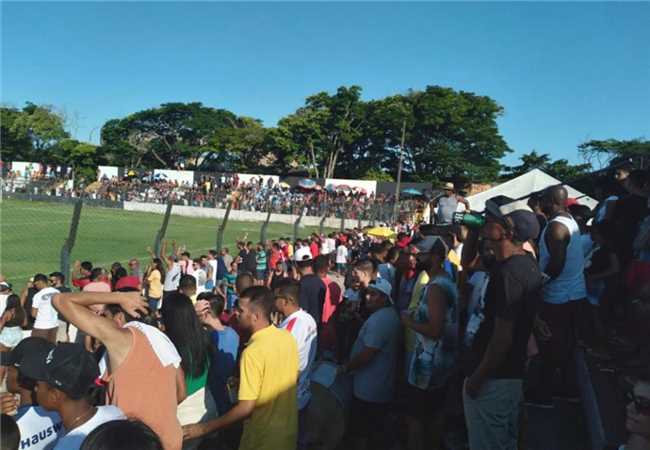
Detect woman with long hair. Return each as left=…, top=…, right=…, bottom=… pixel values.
left=160, top=293, right=215, bottom=450
left=144, top=258, right=165, bottom=312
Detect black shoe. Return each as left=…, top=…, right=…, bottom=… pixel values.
left=524, top=391, right=554, bottom=409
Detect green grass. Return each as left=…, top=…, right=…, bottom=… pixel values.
left=0, top=198, right=334, bottom=290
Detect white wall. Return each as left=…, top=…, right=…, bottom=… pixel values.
left=123, top=201, right=369, bottom=230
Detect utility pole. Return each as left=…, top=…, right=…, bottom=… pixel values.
left=393, top=117, right=407, bottom=223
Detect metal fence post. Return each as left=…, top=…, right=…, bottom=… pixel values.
left=293, top=207, right=306, bottom=242
left=217, top=200, right=233, bottom=251
left=319, top=215, right=327, bottom=236
left=260, top=202, right=272, bottom=244
left=60, top=199, right=83, bottom=278
left=153, top=202, right=173, bottom=258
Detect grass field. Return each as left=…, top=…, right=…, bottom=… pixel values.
left=0, top=198, right=334, bottom=290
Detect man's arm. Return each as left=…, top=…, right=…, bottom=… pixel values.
left=343, top=346, right=380, bottom=373
left=466, top=317, right=514, bottom=397
left=182, top=400, right=255, bottom=440
left=401, top=285, right=445, bottom=339
left=176, top=366, right=187, bottom=404
left=52, top=292, right=147, bottom=368
left=458, top=195, right=470, bottom=210
left=543, top=222, right=570, bottom=280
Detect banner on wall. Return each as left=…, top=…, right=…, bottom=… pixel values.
left=153, top=169, right=195, bottom=185
left=237, top=173, right=280, bottom=186
left=324, top=178, right=377, bottom=195
left=97, top=166, right=119, bottom=180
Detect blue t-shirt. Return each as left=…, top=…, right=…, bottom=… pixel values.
left=350, top=306, right=401, bottom=403
left=207, top=327, right=240, bottom=414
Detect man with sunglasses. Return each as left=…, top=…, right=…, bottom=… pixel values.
left=463, top=199, right=543, bottom=450
left=622, top=374, right=650, bottom=450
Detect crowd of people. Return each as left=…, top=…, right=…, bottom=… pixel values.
left=1, top=166, right=430, bottom=222
left=1, top=163, right=650, bottom=450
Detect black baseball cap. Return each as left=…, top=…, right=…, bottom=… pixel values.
left=19, top=343, right=99, bottom=399
left=486, top=198, right=540, bottom=242
left=0, top=337, right=54, bottom=367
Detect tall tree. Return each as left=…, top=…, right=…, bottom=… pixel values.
left=579, top=139, right=650, bottom=169
left=501, top=149, right=591, bottom=182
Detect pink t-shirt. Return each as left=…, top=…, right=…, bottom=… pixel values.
left=83, top=281, right=111, bottom=293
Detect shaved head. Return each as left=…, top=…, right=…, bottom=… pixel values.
left=541, top=185, right=568, bottom=216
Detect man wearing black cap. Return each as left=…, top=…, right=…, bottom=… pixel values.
left=0, top=337, right=63, bottom=450
left=20, top=343, right=125, bottom=450
left=462, top=200, right=543, bottom=450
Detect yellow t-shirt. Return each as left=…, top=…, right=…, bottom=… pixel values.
left=147, top=269, right=163, bottom=299
left=287, top=243, right=294, bottom=259
left=447, top=249, right=461, bottom=272
left=238, top=325, right=298, bottom=450
left=405, top=270, right=430, bottom=353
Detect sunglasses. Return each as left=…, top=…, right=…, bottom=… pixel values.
left=628, top=391, right=650, bottom=416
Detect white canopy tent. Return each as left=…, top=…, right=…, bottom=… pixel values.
left=467, top=169, right=598, bottom=212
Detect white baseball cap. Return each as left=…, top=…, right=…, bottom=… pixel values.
left=294, top=246, right=313, bottom=262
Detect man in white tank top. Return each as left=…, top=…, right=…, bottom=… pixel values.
left=527, top=185, right=586, bottom=408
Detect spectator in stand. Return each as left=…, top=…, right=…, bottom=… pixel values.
left=79, top=420, right=164, bottom=450
left=339, top=278, right=401, bottom=450
left=176, top=275, right=197, bottom=304
left=295, top=246, right=326, bottom=327
left=463, top=200, right=543, bottom=450
left=432, top=182, right=470, bottom=225
left=274, top=279, right=318, bottom=450
left=620, top=374, right=650, bottom=450
left=310, top=236, right=320, bottom=259
left=0, top=337, right=64, bottom=450
left=221, top=248, right=234, bottom=274
left=128, top=258, right=142, bottom=282
left=71, top=262, right=93, bottom=290
left=179, top=252, right=193, bottom=275
left=113, top=267, right=141, bottom=292
left=314, top=255, right=341, bottom=354
left=31, top=274, right=60, bottom=343
left=336, top=240, right=349, bottom=275
left=144, top=258, right=165, bottom=312
left=182, top=287, right=299, bottom=450
left=53, top=291, right=184, bottom=450
left=255, top=243, right=268, bottom=281
left=158, top=241, right=183, bottom=299
left=82, top=269, right=111, bottom=294
left=20, top=343, right=126, bottom=450
left=194, top=293, right=239, bottom=416
left=220, top=262, right=238, bottom=311
left=206, top=250, right=218, bottom=291
left=401, top=236, right=459, bottom=449
left=49, top=272, right=71, bottom=342
left=530, top=185, right=586, bottom=407
left=243, top=242, right=257, bottom=276
left=160, top=293, right=214, bottom=450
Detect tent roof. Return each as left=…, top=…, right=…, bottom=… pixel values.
left=467, top=169, right=598, bottom=212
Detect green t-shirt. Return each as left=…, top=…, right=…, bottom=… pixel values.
left=224, top=272, right=237, bottom=295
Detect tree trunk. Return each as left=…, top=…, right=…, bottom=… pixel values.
left=309, top=142, right=319, bottom=178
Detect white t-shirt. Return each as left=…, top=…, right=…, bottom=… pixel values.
left=53, top=406, right=125, bottom=450
left=208, top=259, right=218, bottom=285
left=0, top=293, right=8, bottom=317
left=15, top=405, right=63, bottom=450
left=336, top=245, right=349, bottom=264
left=192, top=268, right=207, bottom=294
left=33, top=287, right=60, bottom=329
left=279, top=309, right=317, bottom=410
left=320, top=241, right=331, bottom=255
left=163, top=263, right=181, bottom=292
left=327, top=238, right=337, bottom=255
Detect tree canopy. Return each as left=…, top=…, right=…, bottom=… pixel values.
left=501, top=150, right=592, bottom=182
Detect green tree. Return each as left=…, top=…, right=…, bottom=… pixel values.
left=362, top=168, right=394, bottom=182
left=100, top=102, right=241, bottom=169
left=501, top=150, right=591, bottom=182
left=579, top=139, right=650, bottom=169
left=1, top=103, right=68, bottom=161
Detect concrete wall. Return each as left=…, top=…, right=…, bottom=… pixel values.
left=123, top=201, right=370, bottom=230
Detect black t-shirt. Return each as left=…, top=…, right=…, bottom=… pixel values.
left=243, top=250, right=257, bottom=273
left=465, top=254, right=543, bottom=379
left=299, top=274, right=326, bottom=325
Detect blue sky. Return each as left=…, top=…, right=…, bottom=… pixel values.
left=2, top=2, right=649, bottom=167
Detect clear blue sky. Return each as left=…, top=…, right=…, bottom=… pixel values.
left=2, top=2, right=649, bottom=167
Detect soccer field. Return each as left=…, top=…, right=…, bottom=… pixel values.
left=0, top=198, right=334, bottom=290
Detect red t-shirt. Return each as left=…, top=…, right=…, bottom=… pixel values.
left=115, top=275, right=141, bottom=291
left=72, top=277, right=91, bottom=289
left=310, top=242, right=320, bottom=258
left=269, top=250, right=282, bottom=270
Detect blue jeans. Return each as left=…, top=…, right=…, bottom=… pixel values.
left=463, top=378, right=523, bottom=450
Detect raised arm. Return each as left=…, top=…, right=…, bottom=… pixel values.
left=52, top=291, right=148, bottom=368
